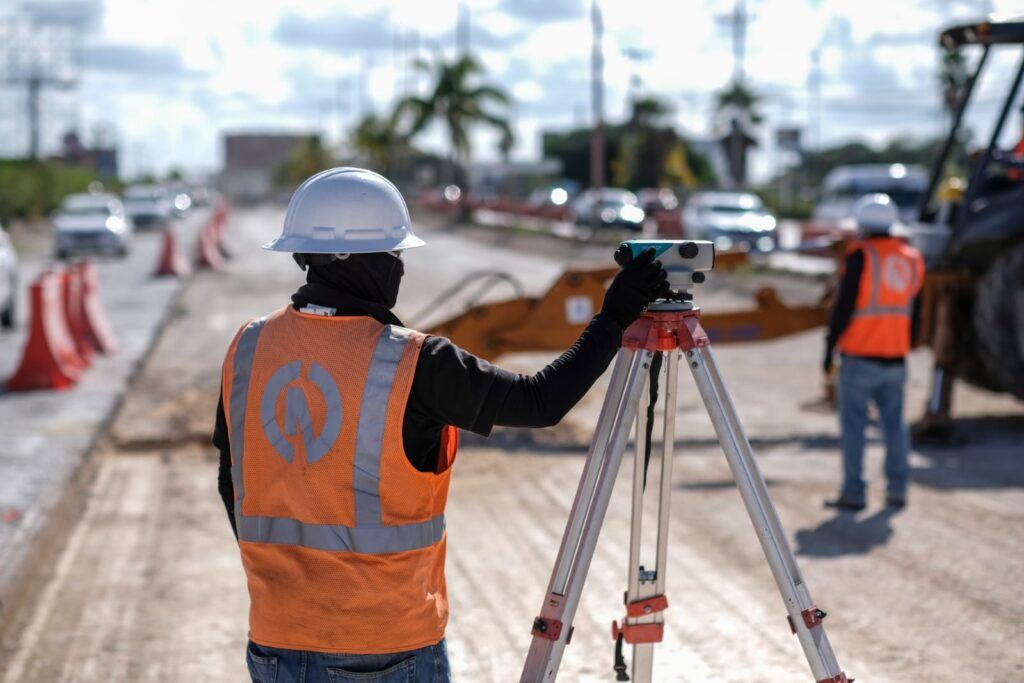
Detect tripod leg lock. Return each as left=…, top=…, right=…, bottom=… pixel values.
left=531, top=616, right=563, bottom=641
left=817, top=674, right=852, bottom=683
left=788, top=606, right=828, bottom=633
left=624, top=594, right=668, bottom=618
left=611, top=620, right=664, bottom=644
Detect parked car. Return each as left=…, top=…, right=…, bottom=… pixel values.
left=54, top=193, right=131, bottom=259
left=812, top=163, right=928, bottom=233
left=571, top=188, right=646, bottom=231
left=124, top=184, right=173, bottom=231
left=637, top=188, right=680, bottom=214
left=681, top=191, right=777, bottom=252
left=0, top=221, right=18, bottom=329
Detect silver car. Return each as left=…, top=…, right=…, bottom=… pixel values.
left=54, top=193, right=132, bottom=259
left=0, top=220, right=18, bottom=329
left=124, top=184, right=173, bottom=231
left=681, top=191, right=778, bottom=252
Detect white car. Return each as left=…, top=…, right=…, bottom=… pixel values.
left=123, top=184, right=173, bottom=231
left=571, top=188, right=646, bottom=231
left=681, top=191, right=777, bottom=252
left=54, top=193, right=131, bottom=259
left=812, top=164, right=928, bottom=233
left=0, top=221, right=18, bottom=329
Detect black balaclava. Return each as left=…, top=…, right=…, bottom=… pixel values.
left=291, top=252, right=405, bottom=324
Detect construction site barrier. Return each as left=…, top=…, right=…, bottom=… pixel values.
left=6, top=269, right=85, bottom=391
left=71, top=261, right=117, bottom=355
left=61, top=266, right=94, bottom=365
left=154, top=226, right=190, bottom=278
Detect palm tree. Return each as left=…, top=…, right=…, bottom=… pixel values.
left=713, top=80, right=764, bottom=129
left=350, top=113, right=409, bottom=176
left=394, top=55, right=512, bottom=186
left=713, top=79, right=763, bottom=187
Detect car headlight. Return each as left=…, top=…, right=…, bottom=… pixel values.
left=619, top=205, right=645, bottom=223
left=106, top=216, right=125, bottom=233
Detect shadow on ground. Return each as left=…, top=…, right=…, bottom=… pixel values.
left=794, top=508, right=899, bottom=558
left=911, top=415, right=1024, bottom=490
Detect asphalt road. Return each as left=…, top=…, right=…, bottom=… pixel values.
left=1, top=206, right=1021, bottom=682
left=0, top=211, right=207, bottom=604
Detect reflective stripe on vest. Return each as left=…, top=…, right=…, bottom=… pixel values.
left=851, top=242, right=916, bottom=318
left=229, top=318, right=444, bottom=554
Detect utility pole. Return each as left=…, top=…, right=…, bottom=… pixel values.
left=590, top=0, right=605, bottom=194
left=716, top=0, right=753, bottom=84
left=807, top=48, right=822, bottom=152
left=457, top=3, right=471, bottom=57
left=0, top=15, right=78, bottom=159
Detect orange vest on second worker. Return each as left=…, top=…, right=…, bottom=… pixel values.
left=221, top=306, right=458, bottom=654
left=837, top=237, right=925, bottom=358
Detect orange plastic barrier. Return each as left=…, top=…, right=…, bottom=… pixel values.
left=155, top=227, right=190, bottom=277
left=6, top=270, right=86, bottom=391
left=71, top=261, right=117, bottom=354
left=61, top=266, right=94, bottom=365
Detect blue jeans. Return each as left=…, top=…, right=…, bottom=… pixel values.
left=837, top=355, right=910, bottom=504
left=246, top=639, right=451, bottom=683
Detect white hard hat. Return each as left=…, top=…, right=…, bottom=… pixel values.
left=263, top=167, right=426, bottom=254
left=853, top=193, right=901, bottom=235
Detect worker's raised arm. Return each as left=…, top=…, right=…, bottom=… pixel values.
left=408, top=249, right=669, bottom=434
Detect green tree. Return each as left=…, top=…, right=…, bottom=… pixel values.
left=350, top=114, right=412, bottom=177
left=713, top=80, right=764, bottom=128
left=394, top=55, right=512, bottom=185
left=274, top=136, right=332, bottom=189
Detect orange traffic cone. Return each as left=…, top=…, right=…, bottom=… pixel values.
left=155, top=227, right=190, bottom=277
left=196, top=222, right=224, bottom=270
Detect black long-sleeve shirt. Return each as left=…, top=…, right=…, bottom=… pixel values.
left=214, top=301, right=624, bottom=536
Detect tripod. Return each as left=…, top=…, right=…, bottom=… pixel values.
left=520, top=303, right=849, bottom=683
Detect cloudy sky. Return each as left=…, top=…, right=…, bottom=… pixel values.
left=1, top=0, right=1020, bottom=180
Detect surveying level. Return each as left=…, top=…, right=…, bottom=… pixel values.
left=520, top=240, right=849, bottom=683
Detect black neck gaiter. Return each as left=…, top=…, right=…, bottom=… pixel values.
left=291, top=253, right=405, bottom=326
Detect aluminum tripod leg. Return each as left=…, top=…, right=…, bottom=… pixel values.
left=621, top=350, right=678, bottom=682
left=686, top=345, right=847, bottom=683
left=521, top=347, right=653, bottom=683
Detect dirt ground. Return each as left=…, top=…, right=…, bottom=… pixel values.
left=2, top=207, right=1022, bottom=682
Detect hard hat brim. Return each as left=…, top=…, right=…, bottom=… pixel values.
left=262, top=231, right=426, bottom=254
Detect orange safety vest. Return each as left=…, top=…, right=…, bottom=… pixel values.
left=837, top=237, right=925, bottom=358
left=221, top=306, right=458, bottom=654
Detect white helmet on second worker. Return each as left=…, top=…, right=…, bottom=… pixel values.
left=853, top=193, right=902, bottom=235
left=263, top=167, right=426, bottom=254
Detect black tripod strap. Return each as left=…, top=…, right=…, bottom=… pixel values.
left=613, top=631, right=630, bottom=681
left=642, top=352, right=663, bottom=490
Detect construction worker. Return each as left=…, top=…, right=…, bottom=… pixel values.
left=212, top=168, right=669, bottom=683
left=823, top=193, right=925, bottom=512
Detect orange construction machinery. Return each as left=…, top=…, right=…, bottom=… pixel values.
left=421, top=250, right=828, bottom=361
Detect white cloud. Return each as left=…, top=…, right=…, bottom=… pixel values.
left=10, top=0, right=1022, bottom=180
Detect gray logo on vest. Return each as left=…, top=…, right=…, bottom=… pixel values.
left=260, top=361, right=342, bottom=464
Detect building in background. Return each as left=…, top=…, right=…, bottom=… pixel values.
left=220, top=133, right=317, bottom=202
left=53, top=131, right=118, bottom=180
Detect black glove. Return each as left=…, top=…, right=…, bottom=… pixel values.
left=823, top=343, right=834, bottom=374
left=600, top=247, right=670, bottom=328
